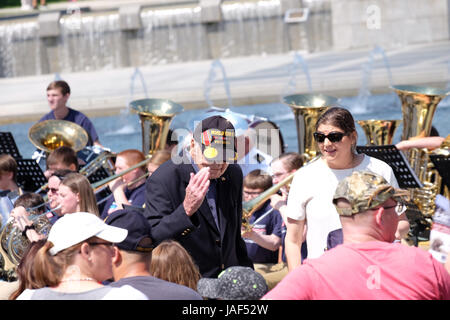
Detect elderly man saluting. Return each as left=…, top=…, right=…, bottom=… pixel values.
left=143, top=115, right=253, bottom=277
left=263, top=171, right=450, bottom=300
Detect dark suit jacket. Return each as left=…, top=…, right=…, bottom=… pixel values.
left=143, top=157, right=253, bottom=278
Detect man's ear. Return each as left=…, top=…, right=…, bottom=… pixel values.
left=112, top=246, right=122, bottom=267
left=190, top=138, right=196, bottom=151
left=80, top=242, right=91, bottom=260
left=374, top=207, right=384, bottom=226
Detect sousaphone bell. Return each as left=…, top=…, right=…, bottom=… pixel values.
left=391, top=85, right=449, bottom=234
left=28, top=120, right=89, bottom=153
left=129, top=98, right=184, bottom=156
left=357, top=119, right=402, bottom=145
left=283, top=93, right=338, bottom=160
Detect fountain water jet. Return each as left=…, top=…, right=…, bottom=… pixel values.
left=281, top=51, right=312, bottom=102
left=203, top=59, right=233, bottom=108
left=351, top=45, right=394, bottom=114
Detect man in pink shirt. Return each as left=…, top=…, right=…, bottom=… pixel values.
left=263, top=171, right=450, bottom=300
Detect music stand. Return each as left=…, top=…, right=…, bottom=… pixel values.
left=356, top=145, right=423, bottom=189
left=429, top=154, right=450, bottom=190
left=16, top=159, right=47, bottom=192
left=0, top=132, right=22, bottom=159
left=88, top=167, right=112, bottom=201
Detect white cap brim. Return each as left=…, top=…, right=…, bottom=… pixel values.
left=48, top=212, right=128, bottom=256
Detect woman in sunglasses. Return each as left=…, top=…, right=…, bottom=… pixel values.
left=284, top=107, right=410, bottom=271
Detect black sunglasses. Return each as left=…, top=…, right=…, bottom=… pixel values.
left=313, top=131, right=346, bottom=143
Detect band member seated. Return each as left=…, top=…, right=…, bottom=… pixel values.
left=269, top=152, right=308, bottom=263
left=100, top=149, right=147, bottom=219
left=241, top=169, right=283, bottom=290
left=0, top=154, right=22, bottom=220
left=44, top=146, right=79, bottom=179
left=10, top=169, right=78, bottom=242
left=38, top=80, right=102, bottom=147
left=10, top=193, right=48, bottom=243
left=143, top=115, right=253, bottom=277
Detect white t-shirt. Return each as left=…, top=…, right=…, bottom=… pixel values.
left=286, top=154, right=398, bottom=259
left=16, top=285, right=148, bottom=300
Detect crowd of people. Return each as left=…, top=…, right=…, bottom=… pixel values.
left=0, top=79, right=449, bottom=300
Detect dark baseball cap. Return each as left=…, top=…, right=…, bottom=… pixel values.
left=192, top=115, right=238, bottom=163
left=104, top=206, right=154, bottom=252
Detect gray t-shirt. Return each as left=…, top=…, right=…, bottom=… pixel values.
left=110, top=276, right=203, bottom=300
left=17, top=285, right=147, bottom=300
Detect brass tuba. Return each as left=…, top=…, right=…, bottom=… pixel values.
left=283, top=94, right=338, bottom=161
left=28, top=120, right=89, bottom=153
left=391, top=85, right=449, bottom=220
left=129, top=98, right=184, bottom=156
left=357, top=119, right=401, bottom=146
left=90, top=99, right=184, bottom=196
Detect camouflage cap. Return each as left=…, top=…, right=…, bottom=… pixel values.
left=333, top=171, right=407, bottom=216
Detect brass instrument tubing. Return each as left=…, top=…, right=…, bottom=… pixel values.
left=92, top=156, right=152, bottom=192
left=96, top=172, right=150, bottom=206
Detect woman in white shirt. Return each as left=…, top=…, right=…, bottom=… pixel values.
left=284, top=107, right=410, bottom=271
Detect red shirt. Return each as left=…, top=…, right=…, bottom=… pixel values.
left=263, top=241, right=450, bottom=300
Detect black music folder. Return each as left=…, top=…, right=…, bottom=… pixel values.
left=356, top=145, right=423, bottom=189
left=88, top=167, right=112, bottom=205
left=429, top=154, right=450, bottom=190
left=0, top=132, right=22, bottom=159
left=16, top=159, right=47, bottom=192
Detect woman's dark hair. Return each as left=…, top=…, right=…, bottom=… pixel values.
left=430, top=126, right=439, bottom=137
left=315, top=106, right=356, bottom=134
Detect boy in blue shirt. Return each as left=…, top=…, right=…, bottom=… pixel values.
left=241, top=169, right=283, bottom=288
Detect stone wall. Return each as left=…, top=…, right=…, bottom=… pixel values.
left=331, top=0, right=449, bottom=50
left=0, top=0, right=448, bottom=78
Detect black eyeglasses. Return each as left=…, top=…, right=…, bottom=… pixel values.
left=371, top=202, right=407, bottom=215
left=313, top=131, right=346, bottom=143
